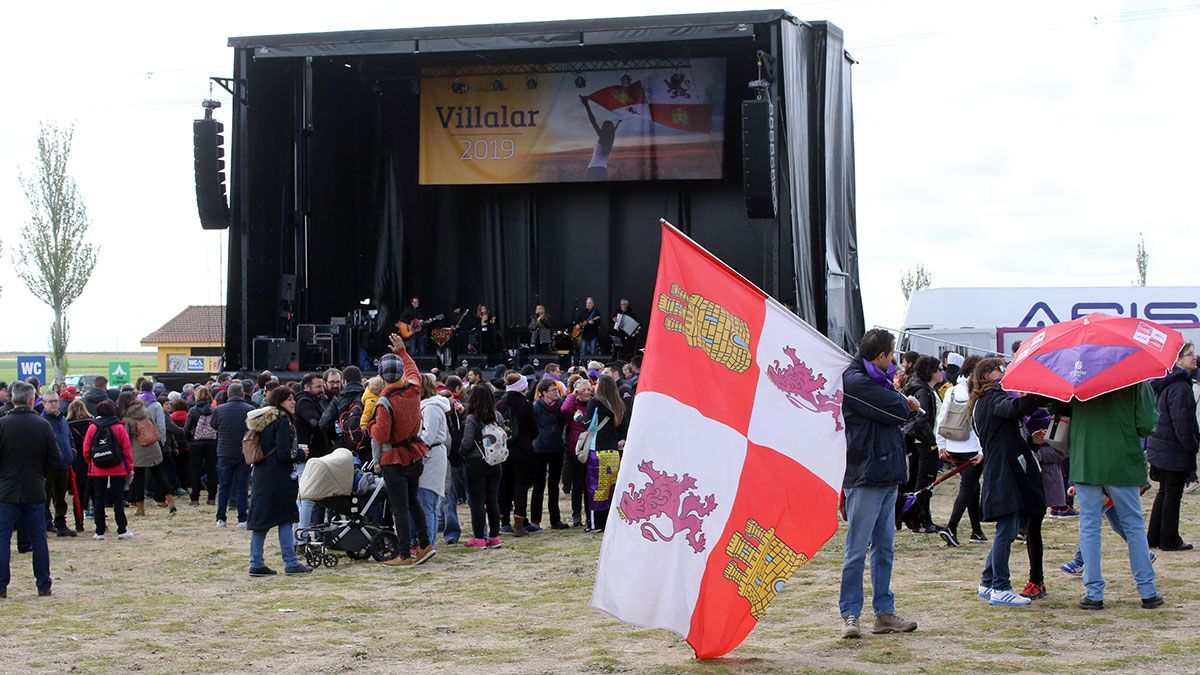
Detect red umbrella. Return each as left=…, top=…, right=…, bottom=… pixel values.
left=1002, top=314, right=1184, bottom=402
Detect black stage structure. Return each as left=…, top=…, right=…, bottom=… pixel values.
left=209, top=10, right=864, bottom=372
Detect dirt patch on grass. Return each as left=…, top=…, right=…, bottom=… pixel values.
left=2, top=484, right=1197, bottom=672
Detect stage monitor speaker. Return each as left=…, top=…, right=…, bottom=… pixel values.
left=456, top=355, right=490, bottom=371
left=193, top=117, right=230, bottom=230
left=413, top=356, right=441, bottom=372
left=527, top=353, right=566, bottom=371
left=742, top=99, right=778, bottom=219
left=252, top=338, right=298, bottom=371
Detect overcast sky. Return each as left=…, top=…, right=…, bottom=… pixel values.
left=1, top=0, right=1196, bottom=353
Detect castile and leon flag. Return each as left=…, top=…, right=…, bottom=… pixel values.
left=591, top=221, right=850, bottom=659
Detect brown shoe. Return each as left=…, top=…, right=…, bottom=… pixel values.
left=512, top=515, right=529, bottom=538
left=872, top=613, right=917, bottom=634
left=383, top=556, right=416, bottom=568
left=134, top=502, right=146, bottom=517
left=414, top=545, right=437, bottom=565
left=166, top=495, right=177, bottom=514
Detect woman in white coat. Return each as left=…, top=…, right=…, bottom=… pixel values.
left=413, top=374, right=451, bottom=548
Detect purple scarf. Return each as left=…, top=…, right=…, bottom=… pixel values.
left=863, top=358, right=897, bottom=391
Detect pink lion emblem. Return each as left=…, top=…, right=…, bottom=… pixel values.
left=767, top=345, right=845, bottom=431
left=616, top=461, right=717, bottom=554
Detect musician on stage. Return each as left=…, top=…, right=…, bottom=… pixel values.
left=529, top=305, right=553, bottom=353
left=435, top=303, right=471, bottom=368
left=474, top=303, right=502, bottom=365
left=574, top=297, right=601, bottom=358
left=611, top=297, right=642, bottom=360
left=398, top=296, right=429, bottom=355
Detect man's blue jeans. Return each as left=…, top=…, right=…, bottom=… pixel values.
left=579, top=338, right=599, bottom=358
left=0, top=502, right=52, bottom=593
left=249, top=523, right=300, bottom=570
left=216, top=456, right=251, bottom=524
left=1077, top=484, right=1157, bottom=601
left=980, top=512, right=1019, bottom=592
left=1071, top=505, right=1123, bottom=567
left=405, top=332, right=426, bottom=355
left=839, top=485, right=897, bottom=617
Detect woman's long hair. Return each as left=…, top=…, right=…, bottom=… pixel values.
left=466, top=383, right=497, bottom=427
left=966, top=357, right=1006, bottom=418
left=594, top=374, right=625, bottom=426
left=66, top=398, right=91, bottom=421
left=117, top=391, right=137, bottom=418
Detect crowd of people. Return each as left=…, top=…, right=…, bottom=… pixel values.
left=838, top=329, right=1196, bottom=638
left=0, top=335, right=642, bottom=591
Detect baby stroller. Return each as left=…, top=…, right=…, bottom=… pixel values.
left=295, top=448, right=400, bottom=567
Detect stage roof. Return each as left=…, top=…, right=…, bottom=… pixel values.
left=228, top=10, right=808, bottom=58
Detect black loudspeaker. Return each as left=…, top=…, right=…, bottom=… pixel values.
left=742, top=99, right=777, bottom=219
left=527, top=354, right=566, bottom=371
left=194, top=117, right=230, bottom=230
left=456, top=355, right=490, bottom=371
left=413, top=356, right=441, bottom=372
left=253, top=338, right=298, bottom=371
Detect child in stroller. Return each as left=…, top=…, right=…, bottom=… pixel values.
left=295, top=448, right=400, bottom=566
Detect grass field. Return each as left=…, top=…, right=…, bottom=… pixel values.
left=0, top=352, right=158, bottom=384
left=1, top=482, right=1197, bottom=672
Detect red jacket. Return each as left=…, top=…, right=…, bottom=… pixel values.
left=83, top=419, right=134, bottom=477
left=368, top=349, right=428, bottom=466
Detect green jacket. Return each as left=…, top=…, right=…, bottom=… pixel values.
left=1065, top=383, right=1158, bottom=486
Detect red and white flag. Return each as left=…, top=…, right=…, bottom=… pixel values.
left=584, top=65, right=718, bottom=133
left=591, top=222, right=850, bottom=659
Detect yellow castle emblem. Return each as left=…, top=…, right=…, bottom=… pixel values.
left=723, top=519, right=808, bottom=620
left=658, top=283, right=752, bottom=373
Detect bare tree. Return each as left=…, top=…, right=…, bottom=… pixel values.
left=17, top=123, right=98, bottom=385
left=900, top=264, right=933, bottom=301
left=1134, top=232, right=1148, bottom=286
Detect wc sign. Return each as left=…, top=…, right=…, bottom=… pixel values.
left=16, top=356, right=46, bottom=383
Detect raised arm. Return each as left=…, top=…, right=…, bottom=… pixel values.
left=580, top=95, right=601, bottom=136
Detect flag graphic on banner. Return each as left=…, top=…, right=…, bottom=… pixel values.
left=585, top=70, right=716, bottom=133
left=591, top=221, right=850, bottom=659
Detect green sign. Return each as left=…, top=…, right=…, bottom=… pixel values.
left=109, top=361, right=131, bottom=387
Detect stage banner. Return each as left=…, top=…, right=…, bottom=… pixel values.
left=418, top=59, right=726, bottom=185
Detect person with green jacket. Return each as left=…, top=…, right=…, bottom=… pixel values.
left=1064, top=382, right=1162, bottom=610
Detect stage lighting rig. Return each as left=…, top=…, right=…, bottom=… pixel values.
left=451, top=79, right=468, bottom=94
left=574, top=74, right=586, bottom=88
left=620, top=74, right=632, bottom=86
left=492, top=79, right=505, bottom=91
left=526, top=76, right=538, bottom=90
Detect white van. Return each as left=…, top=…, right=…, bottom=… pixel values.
left=898, top=286, right=1200, bottom=357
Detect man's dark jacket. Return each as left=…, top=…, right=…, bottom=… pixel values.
left=0, top=407, right=58, bottom=503
left=319, top=381, right=366, bottom=441
left=295, top=391, right=330, bottom=458
left=211, top=397, right=257, bottom=460
left=842, top=359, right=911, bottom=490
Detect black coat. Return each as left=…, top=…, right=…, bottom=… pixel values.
left=248, top=413, right=302, bottom=531
left=903, top=380, right=939, bottom=448
left=842, top=359, right=911, bottom=489
left=294, top=391, right=331, bottom=458
left=0, top=408, right=58, bottom=503
left=496, top=391, right=538, bottom=456
left=975, top=389, right=1044, bottom=521
left=532, top=398, right=565, bottom=454
left=1146, top=367, right=1199, bottom=473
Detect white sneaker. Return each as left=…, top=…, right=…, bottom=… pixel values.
left=117, top=531, right=134, bottom=540
left=215, top=520, right=227, bottom=528
left=237, top=522, right=248, bottom=530
left=977, top=584, right=992, bottom=599
left=989, top=588, right=1032, bottom=606
left=93, top=533, right=105, bottom=541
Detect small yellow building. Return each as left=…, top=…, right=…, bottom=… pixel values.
left=141, top=305, right=226, bottom=374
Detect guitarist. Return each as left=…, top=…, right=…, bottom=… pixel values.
left=399, top=297, right=429, bottom=355
left=573, top=297, right=601, bottom=358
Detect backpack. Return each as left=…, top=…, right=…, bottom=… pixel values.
left=135, top=416, right=161, bottom=446
left=478, top=417, right=510, bottom=466
left=90, top=424, right=123, bottom=469
left=445, top=410, right=464, bottom=466
left=193, top=412, right=217, bottom=440
left=338, top=400, right=368, bottom=449
left=241, top=428, right=275, bottom=465
left=938, top=391, right=971, bottom=442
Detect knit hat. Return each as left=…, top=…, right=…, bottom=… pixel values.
left=379, top=354, right=403, bottom=383
left=946, top=352, right=965, bottom=368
